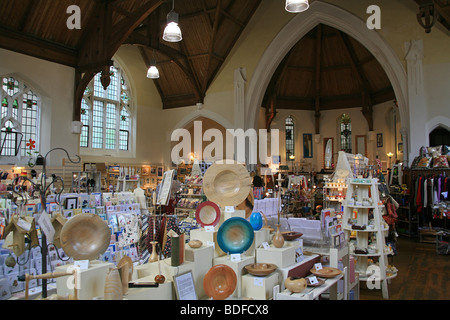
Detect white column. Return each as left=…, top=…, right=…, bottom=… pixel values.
left=404, top=40, right=427, bottom=164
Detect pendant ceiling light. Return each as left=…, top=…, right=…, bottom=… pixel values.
left=163, top=0, right=182, bottom=42
left=147, top=62, right=159, bottom=79
left=285, top=0, right=309, bottom=13
left=147, top=50, right=159, bottom=79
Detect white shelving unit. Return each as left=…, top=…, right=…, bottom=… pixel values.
left=342, top=178, right=395, bottom=299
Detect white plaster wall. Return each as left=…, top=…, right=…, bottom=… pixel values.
left=0, top=48, right=76, bottom=167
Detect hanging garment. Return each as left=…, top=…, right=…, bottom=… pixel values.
left=416, top=176, right=423, bottom=213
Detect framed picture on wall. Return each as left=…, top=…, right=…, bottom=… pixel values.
left=303, top=133, right=313, bottom=158
left=377, top=133, right=383, bottom=148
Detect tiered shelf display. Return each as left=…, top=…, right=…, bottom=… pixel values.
left=342, top=178, right=396, bottom=299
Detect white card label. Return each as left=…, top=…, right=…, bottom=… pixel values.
left=262, top=242, right=270, bottom=249
left=206, top=241, right=215, bottom=248
left=254, top=277, right=264, bottom=287
left=17, top=218, right=32, bottom=232
left=230, top=253, right=241, bottom=261
left=74, top=260, right=89, bottom=270
left=37, top=210, right=55, bottom=243
left=314, top=263, right=323, bottom=271
left=309, top=276, right=319, bottom=285
left=225, top=206, right=235, bottom=212
left=204, top=225, right=215, bottom=232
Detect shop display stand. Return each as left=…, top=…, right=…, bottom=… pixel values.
left=15, top=148, right=81, bottom=298
left=342, top=178, right=393, bottom=299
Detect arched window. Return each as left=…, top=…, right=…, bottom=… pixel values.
left=80, top=64, right=132, bottom=154
left=0, top=76, right=40, bottom=158
left=429, top=126, right=450, bottom=147
left=340, top=114, right=352, bottom=153
left=285, top=116, right=295, bottom=160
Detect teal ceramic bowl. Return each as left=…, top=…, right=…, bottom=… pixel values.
left=217, top=217, right=254, bottom=254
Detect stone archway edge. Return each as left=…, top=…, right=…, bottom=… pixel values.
left=245, top=1, right=410, bottom=162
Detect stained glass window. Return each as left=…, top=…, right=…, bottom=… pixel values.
left=340, top=114, right=352, bottom=153
left=285, top=116, right=295, bottom=161
left=0, top=76, right=40, bottom=157
left=80, top=64, right=132, bottom=153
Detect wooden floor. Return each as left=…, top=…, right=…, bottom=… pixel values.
left=359, top=235, right=450, bottom=300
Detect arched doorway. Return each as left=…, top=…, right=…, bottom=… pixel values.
left=245, top=1, right=408, bottom=163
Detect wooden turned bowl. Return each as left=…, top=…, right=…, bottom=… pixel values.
left=244, top=263, right=277, bottom=276
left=188, top=240, right=203, bottom=248
left=281, top=231, right=303, bottom=241
left=203, top=264, right=237, bottom=300
left=284, top=276, right=307, bottom=293
left=309, top=267, right=342, bottom=278
left=202, top=161, right=252, bottom=207
left=60, top=213, right=111, bottom=260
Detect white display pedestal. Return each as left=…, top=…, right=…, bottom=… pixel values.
left=55, top=261, right=114, bottom=300
left=134, top=258, right=194, bottom=282
left=125, top=276, right=173, bottom=300
left=213, top=254, right=255, bottom=298
left=241, top=272, right=279, bottom=300
left=219, top=209, right=245, bottom=224
left=247, top=229, right=270, bottom=256
left=255, top=245, right=296, bottom=268
left=185, top=244, right=214, bottom=299
left=189, top=228, right=224, bottom=257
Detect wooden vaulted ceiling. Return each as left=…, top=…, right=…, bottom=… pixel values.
left=262, top=23, right=396, bottom=133
left=0, top=0, right=262, bottom=117
left=0, top=0, right=448, bottom=120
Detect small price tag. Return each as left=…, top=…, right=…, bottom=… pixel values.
left=206, top=241, right=215, bottom=248
left=225, top=206, right=235, bottom=213
left=308, top=276, right=319, bottom=285
left=17, top=218, right=32, bottom=232
left=204, top=226, right=215, bottom=232
left=74, top=260, right=89, bottom=270
left=230, top=253, right=241, bottom=262
left=262, top=242, right=270, bottom=249
left=253, top=277, right=264, bottom=287
left=314, top=263, right=323, bottom=271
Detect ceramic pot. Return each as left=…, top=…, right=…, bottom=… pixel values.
left=272, top=224, right=285, bottom=248
left=284, top=276, right=307, bottom=293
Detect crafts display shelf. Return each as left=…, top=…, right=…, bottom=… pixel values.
left=342, top=177, right=396, bottom=299
left=175, top=176, right=204, bottom=216
left=322, top=180, right=347, bottom=216
left=128, top=206, right=355, bottom=301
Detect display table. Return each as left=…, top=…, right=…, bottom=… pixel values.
left=55, top=260, right=114, bottom=300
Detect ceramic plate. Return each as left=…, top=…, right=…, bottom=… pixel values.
left=217, top=217, right=254, bottom=254
left=195, top=201, right=221, bottom=227
left=203, top=264, right=237, bottom=300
